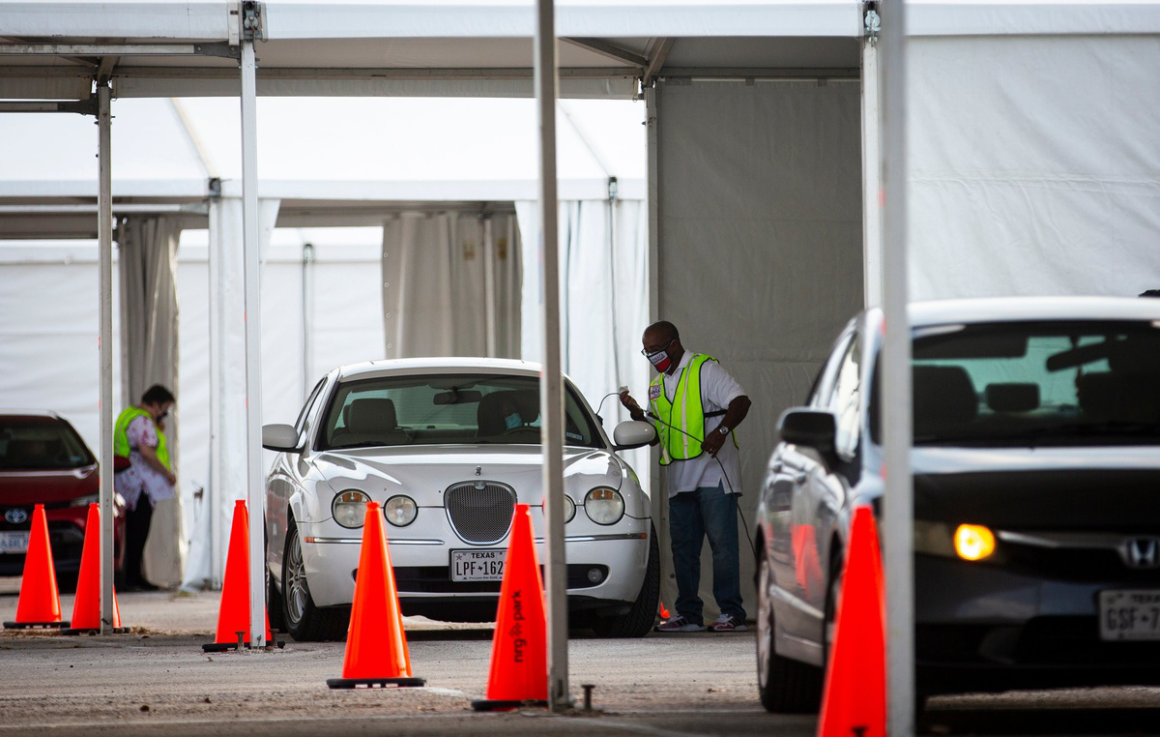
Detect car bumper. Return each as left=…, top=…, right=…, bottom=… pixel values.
left=300, top=515, right=651, bottom=614
left=915, top=554, right=1160, bottom=693
left=0, top=506, right=125, bottom=577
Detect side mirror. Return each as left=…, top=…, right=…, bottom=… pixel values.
left=778, top=409, right=837, bottom=458
left=262, top=423, right=302, bottom=452
left=613, top=420, right=657, bottom=451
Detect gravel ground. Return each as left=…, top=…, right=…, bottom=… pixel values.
left=2, top=579, right=1159, bottom=736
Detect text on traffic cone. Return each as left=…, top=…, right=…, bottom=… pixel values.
left=480, top=503, right=547, bottom=705
left=817, top=505, right=886, bottom=737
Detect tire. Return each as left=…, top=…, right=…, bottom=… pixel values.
left=757, top=545, right=823, bottom=713
left=264, top=524, right=286, bottom=634
left=281, top=518, right=350, bottom=642
left=590, top=524, right=660, bottom=638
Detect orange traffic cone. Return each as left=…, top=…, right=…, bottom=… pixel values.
left=327, top=501, right=424, bottom=688
left=203, top=500, right=281, bottom=652
left=471, top=504, right=548, bottom=711
left=817, top=505, right=886, bottom=737
left=63, top=503, right=127, bottom=635
left=659, top=601, right=670, bottom=619
left=4, top=504, right=65, bottom=629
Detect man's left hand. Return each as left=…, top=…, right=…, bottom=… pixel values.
left=701, top=429, right=727, bottom=457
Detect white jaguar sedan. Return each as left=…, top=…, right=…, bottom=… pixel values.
left=262, top=358, right=660, bottom=641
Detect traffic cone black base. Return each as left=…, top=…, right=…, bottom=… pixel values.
left=471, top=698, right=549, bottom=712
left=327, top=677, right=426, bottom=689
left=62, top=626, right=129, bottom=636
left=3, top=620, right=66, bottom=630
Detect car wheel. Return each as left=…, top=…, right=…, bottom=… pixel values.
left=590, top=524, right=660, bottom=638
left=757, top=544, right=823, bottom=713
left=281, top=518, right=349, bottom=642
left=264, top=525, right=286, bottom=634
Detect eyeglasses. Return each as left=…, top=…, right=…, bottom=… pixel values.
left=640, top=338, right=675, bottom=357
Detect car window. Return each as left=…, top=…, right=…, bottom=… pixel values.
left=809, top=330, right=856, bottom=408
left=826, top=334, right=863, bottom=459
left=0, top=417, right=94, bottom=470
left=318, top=374, right=601, bottom=450
left=295, top=377, right=328, bottom=438
left=869, top=319, right=1160, bottom=446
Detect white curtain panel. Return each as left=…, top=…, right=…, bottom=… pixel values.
left=382, top=211, right=522, bottom=359
left=182, top=197, right=279, bottom=592
left=116, top=215, right=182, bottom=588
left=515, top=197, right=651, bottom=486
left=908, top=35, right=1160, bottom=299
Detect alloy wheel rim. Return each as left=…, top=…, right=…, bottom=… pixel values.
left=286, top=530, right=309, bottom=625
left=757, top=553, right=772, bottom=688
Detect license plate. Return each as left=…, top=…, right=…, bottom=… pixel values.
left=450, top=549, right=505, bottom=582
left=1099, top=589, right=1160, bottom=641
left=0, top=531, right=30, bottom=554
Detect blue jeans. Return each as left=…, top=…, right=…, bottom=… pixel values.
left=669, top=485, right=745, bottom=624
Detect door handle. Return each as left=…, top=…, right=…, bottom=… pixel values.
left=793, top=471, right=807, bottom=485
left=770, top=460, right=783, bottom=473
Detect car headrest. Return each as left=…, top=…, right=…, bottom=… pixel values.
left=985, top=383, right=1040, bottom=413
left=345, top=398, right=398, bottom=435
left=913, top=365, right=978, bottom=436
left=1079, top=372, right=1160, bottom=422
left=477, top=390, right=540, bottom=436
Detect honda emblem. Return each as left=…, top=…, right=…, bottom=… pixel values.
left=1123, top=537, right=1160, bottom=569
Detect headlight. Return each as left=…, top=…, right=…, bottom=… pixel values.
left=332, top=490, right=369, bottom=528
left=383, top=495, right=417, bottom=527
left=584, top=487, right=624, bottom=525
left=914, top=520, right=998, bottom=562
left=562, top=495, right=576, bottom=523
left=954, top=524, right=996, bottom=561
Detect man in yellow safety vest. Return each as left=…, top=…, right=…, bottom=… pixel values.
left=113, top=384, right=176, bottom=591
left=620, top=321, right=752, bottom=633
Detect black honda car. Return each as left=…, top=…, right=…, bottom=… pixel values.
left=753, top=297, right=1160, bottom=712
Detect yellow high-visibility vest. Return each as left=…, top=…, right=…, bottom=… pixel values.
left=648, top=353, right=737, bottom=466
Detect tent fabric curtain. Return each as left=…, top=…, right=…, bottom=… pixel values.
left=907, top=35, right=1160, bottom=300
left=116, top=215, right=183, bottom=588
left=181, top=196, right=280, bottom=592
left=514, top=197, right=651, bottom=489
left=653, top=79, right=864, bottom=622
left=381, top=211, right=521, bottom=359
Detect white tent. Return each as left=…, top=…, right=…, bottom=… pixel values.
left=4, top=1, right=1160, bottom=724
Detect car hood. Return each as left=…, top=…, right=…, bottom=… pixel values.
left=0, top=464, right=99, bottom=505
left=310, top=444, right=633, bottom=507
left=912, top=447, right=1160, bottom=531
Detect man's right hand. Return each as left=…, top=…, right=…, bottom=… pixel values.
left=620, top=391, right=646, bottom=422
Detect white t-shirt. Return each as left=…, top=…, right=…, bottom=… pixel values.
left=653, top=351, right=746, bottom=498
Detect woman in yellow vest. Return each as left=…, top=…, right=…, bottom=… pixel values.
left=620, top=321, right=752, bottom=633
left=113, top=384, right=176, bottom=591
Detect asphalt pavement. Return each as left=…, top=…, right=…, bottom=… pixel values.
left=1, top=579, right=1158, bottom=736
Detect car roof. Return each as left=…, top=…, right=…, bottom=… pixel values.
left=334, top=357, right=549, bottom=382
left=0, top=410, right=66, bottom=421
left=905, top=296, right=1160, bottom=328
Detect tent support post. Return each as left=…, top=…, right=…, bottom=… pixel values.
left=535, top=0, right=570, bottom=712
left=97, top=80, right=115, bottom=635
left=881, top=0, right=914, bottom=733
left=861, top=37, right=882, bottom=309
left=240, top=38, right=266, bottom=649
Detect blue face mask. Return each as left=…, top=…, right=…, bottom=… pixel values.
left=504, top=412, right=521, bottom=430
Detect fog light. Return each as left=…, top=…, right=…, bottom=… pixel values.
left=587, top=567, right=603, bottom=584
left=954, top=524, right=995, bottom=561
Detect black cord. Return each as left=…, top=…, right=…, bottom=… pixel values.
left=643, top=410, right=759, bottom=560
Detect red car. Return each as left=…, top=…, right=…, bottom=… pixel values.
left=0, top=412, right=125, bottom=588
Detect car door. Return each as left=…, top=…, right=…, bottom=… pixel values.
left=266, top=376, right=328, bottom=580
left=772, top=328, right=855, bottom=644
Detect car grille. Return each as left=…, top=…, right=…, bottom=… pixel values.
left=444, top=481, right=517, bottom=544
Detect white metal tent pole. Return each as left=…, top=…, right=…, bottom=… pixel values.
left=240, top=38, right=266, bottom=649
left=880, top=0, right=914, bottom=734
left=534, top=0, right=570, bottom=711
left=861, top=30, right=883, bottom=309
left=97, top=80, right=115, bottom=635
left=483, top=217, right=497, bottom=358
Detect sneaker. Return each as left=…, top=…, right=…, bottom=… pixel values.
left=710, top=613, right=747, bottom=632
left=656, top=616, right=707, bottom=633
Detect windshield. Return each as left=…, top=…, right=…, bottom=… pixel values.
left=871, top=320, right=1160, bottom=447
left=0, top=417, right=95, bottom=470
left=318, top=374, right=602, bottom=450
